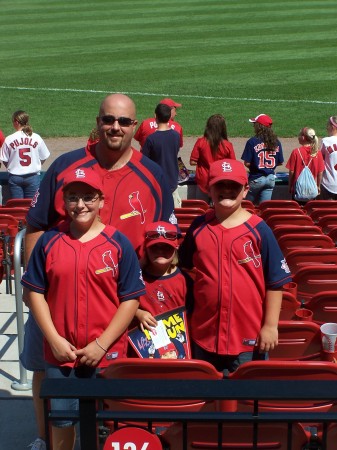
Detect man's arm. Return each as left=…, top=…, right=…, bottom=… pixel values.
left=24, top=224, right=44, bottom=266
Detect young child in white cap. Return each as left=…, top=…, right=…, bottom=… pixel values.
left=179, top=159, right=291, bottom=376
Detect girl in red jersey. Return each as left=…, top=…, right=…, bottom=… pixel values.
left=190, top=114, right=236, bottom=201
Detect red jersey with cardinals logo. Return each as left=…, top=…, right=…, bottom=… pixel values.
left=26, top=144, right=175, bottom=254
left=179, top=210, right=291, bottom=355
left=139, top=268, right=193, bottom=316
left=134, top=117, right=183, bottom=148
left=21, top=224, right=146, bottom=368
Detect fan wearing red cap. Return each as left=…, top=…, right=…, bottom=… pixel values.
left=179, top=158, right=291, bottom=375
left=21, top=165, right=145, bottom=449
left=241, top=114, right=284, bottom=205
left=133, top=221, right=193, bottom=334
left=134, top=98, right=183, bottom=148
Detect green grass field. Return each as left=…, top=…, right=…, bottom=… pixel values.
left=1, top=0, right=336, bottom=138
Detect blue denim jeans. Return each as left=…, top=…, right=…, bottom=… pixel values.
left=46, top=364, right=99, bottom=427
left=8, top=173, right=40, bottom=199
left=246, top=174, right=276, bottom=206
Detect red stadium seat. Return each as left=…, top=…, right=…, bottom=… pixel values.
left=269, top=321, right=321, bottom=361
left=265, top=214, right=314, bottom=230
left=318, top=215, right=337, bottom=234
left=161, top=422, right=309, bottom=450
left=174, top=207, right=205, bottom=215
left=5, top=198, right=32, bottom=208
left=328, top=227, right=337, bottom=245
left=101, top=358, right=229, bottom=432
left=305, top=291, right=337, bottom=325
left=277, top=233, right=335, bottom=256
left=309, top=208, right=337, bottom=224
left=293, top=265, right=337, bottom=303
left=280, top=290, right=301, bottom=320
left=258, top=199, right=301, bottom=211
left=0, top=207, right=28, bottom=227
left=181, top=199, right=209, bottom=211
left=272, top=224, right=323, bottom=241
left=230, top=360, right=337, bottom=413
left=285, top=248, right=337, bottom=274
left=260, top=207, right=305, bottom=221
left=303, top=200, right=337, bottom=215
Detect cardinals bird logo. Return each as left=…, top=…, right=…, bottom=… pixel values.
left=120, top=191, right=146, bottom=224
left=238, top=240, right=261, bottom=268
left=95, top=250, right=118, bottom=275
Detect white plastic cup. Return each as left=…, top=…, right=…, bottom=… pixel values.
left=320, top=323, right=337, bottom=352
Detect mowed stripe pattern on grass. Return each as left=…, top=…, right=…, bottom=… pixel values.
left=0, top=0, right=336, bottom=137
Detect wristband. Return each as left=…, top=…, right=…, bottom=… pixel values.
left=95, top=338, right=108, bottom=353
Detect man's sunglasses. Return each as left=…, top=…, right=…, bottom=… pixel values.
left=100, top=115, right=135, bottom=127
left=145, top=231, right=178, bottom=241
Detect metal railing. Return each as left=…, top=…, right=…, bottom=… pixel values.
left=40, top=377, right=337, bottom=450
left=11, top=227, right=31, bottom=391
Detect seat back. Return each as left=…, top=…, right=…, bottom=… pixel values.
left=260, top=207, right=305, bottom=221
left=161, top=422, right=309, bottom=450
left=303, top=200, right=337, bottom=215
left=328, top=226, right=337, bottom=245
left=175, top=213, right=201, bottom=225
left=259, top=199, right=301, bottom=211
left=5, top=198, right=32, bottom=208
left=265, top=214, right=314, bottom=230
left=294, top=265, right=337, bottom=303
left=0, top=214, right=20, bottom=231
left=285, top=248, right=337, bottom=274
left=318, top=215, right=337, bottom=234
left=0, top=207, right=28, bottom=226
left=309, top=208, right=337, bottom=224
left=269, top=320, right=321, bottom=361
left=272, top=224, right=323, bottom=241
left=181, top=199, right=209, bottom=211
left=277, top=233, right=334, bottom=256
left=230, top=360, right=337, bottom=413
left=174, top=207, right=206, bottom=215
left=280, top=291, right=301, bottom=320
left=101, top=358, right=225, bottom=418
left=305, top=291, right=337, bottom=325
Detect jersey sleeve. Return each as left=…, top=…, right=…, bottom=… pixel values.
left=0, top=141, right=9, bottom=163
left=190, top=138, right=201, bottom=163
left=38, top=137, right=51, bottom=161
left=241, top=139, right=253, bottom=163
left=140, top=137, right=152, bottom=157
left=256, top=221, right=292, bottom=289
left=21, top=233, right=48, bottom=293
left=276, top=140, right=284, bottom=164
left=115, top=231, right=146, bottom=301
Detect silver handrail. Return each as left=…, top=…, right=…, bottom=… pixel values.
left=11, top=227, right=32, bottom=391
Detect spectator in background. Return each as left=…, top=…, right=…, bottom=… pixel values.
left=320, top=116, right=337, bottom=200
left=241, top=114, right=284, bottom=205
left=190, top=114, right=236, bottom=202
left=286, top=127, right=324, bottom=205
left=0, top=128, right=5, bottom=204
left=0, top=110, right=50, bottom=199
left=141, top=103, right=181, bottom=207
left=134, top=98, right=183, bottom=149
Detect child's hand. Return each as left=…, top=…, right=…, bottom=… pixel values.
left=75, top=341, right=105, bottom=367
left=138, top=310, right=158, bottom=332
left=258, top=325, right=278, bottom=352
left=50, top=336, right=77, bottom=363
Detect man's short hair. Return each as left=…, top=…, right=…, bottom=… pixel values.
left=155, top=103, right=171, bottom=123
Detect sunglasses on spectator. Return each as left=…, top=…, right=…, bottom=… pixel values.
left=145, top=231, right=178, bottom=240
left=65, top=194, right=99, bottom=205
left=100, top=115, right=135, bottom=127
